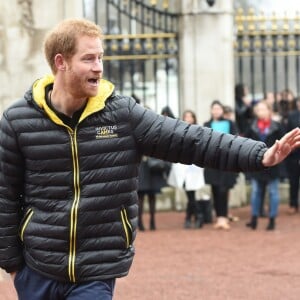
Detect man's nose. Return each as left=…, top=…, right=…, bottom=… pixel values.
left=92, top=60, right=103, bottom=72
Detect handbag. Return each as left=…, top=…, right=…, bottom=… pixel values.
left=147, top=157, right=167, bottom=174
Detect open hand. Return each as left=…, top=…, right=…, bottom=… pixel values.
left=262, top=127, right=300, bottom=167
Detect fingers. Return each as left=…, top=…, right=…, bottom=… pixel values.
left=273, top=140, right=279, bottom=152
left=290, top=140, right=300, bottom=151
left=271, top=140, right=280, bottom=153
left=280, top=142, right=292, bottom=156
left=262, top=141, right=278, bottom=166
left=281, top=128, right=300, bottom=144
left=278, top=128, right=300, bottom=149
left=263, top=128, right=300, bottom=167
left=291, top=133, right=300, bottom=144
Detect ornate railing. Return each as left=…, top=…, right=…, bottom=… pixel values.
left=84, top=0, right=179, bottom=112
left=234, top=8, right=300, bottom=100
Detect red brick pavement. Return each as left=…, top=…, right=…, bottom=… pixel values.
left=1, top=205, right=300, bottom=300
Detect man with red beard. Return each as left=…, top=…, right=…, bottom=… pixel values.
left=0, top=19, right=300, bottom=300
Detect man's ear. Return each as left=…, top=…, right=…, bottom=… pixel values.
left=54, top=54, right=66, bottom=71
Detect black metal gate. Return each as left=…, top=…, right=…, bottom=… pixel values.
left=84, top=0, right=179, bottom=114
left=234, top=8, right=300, bottom=101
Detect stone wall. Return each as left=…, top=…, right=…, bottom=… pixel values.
left=178, top=0, right=234, bottom=124
left=0, top=0, right=82, bottom=112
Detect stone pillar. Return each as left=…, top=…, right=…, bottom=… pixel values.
left=178, top=1, right=247, bottom=208
left=178, top=0, right=234, bottom=124
left=0, top=0, right=83, bottom=112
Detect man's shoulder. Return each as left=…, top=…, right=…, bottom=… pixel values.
left=106, top=93, right=133, bottom=107
left=4, top=98, right=28, bottom=114
left=104, top=93, right=139, bottom=116
left=3, top=95, right=37, bottom=122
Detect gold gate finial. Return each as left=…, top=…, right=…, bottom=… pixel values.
left=163, top=0, right=169, bottom=9
left=247, top=7, right=256, bottom=33
left=258, top=11, right=266, bottom=33
left=235, top=8, right=244, bottom=34
left=271, top=11, right=278, bottom=31
left=295, top=11, right=300, bottom=32
left=283, top=12, right=290, bottom=32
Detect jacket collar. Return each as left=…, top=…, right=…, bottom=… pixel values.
left=31, top=74, right=115, bottom=127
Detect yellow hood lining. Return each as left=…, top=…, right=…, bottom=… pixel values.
left=32, top=74, right=115, bottom=127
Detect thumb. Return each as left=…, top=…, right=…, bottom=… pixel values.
left=262, top=140, right=279, bottom=167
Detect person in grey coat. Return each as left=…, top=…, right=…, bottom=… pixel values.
left=1, top=18, right=300, bottom=300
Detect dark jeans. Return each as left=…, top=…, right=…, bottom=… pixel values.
left=250, top=179, right=279, bottom=218
left=211, top=185, right=229, bottom=217
left=14, top=265, right=115, bottom=300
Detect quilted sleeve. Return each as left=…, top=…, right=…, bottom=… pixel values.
left=130, top=100, right=267, bottom=172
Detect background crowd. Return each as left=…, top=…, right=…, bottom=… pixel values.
left=136, top=84, right=300, bottom=232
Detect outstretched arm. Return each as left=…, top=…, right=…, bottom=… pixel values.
left=262, top=127, right=300, bottom=167
left=130, top=99, right=300, bottom=172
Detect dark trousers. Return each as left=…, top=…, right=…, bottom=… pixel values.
left=186, top=190, right=197, bottom=221
left=138, top=192, right=156, bottom=227
left=211, top=185, right=229, bottom=217
left=287, top=159, right=300, bottom=209
left=14, top=265, right=115, bottom=300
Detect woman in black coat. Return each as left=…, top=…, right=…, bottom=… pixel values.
left=235, top=83, right=253, bottom=136
left=204, top=100, right=239, bottom=230
left=138, top=157, right=170, bottom=230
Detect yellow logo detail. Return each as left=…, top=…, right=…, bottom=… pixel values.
left=95, top=125, right=118, bottom=139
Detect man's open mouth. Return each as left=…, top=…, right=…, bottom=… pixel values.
left=88, top=78, right=100, bottom=86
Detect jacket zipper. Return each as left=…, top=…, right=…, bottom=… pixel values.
left=20, top=208, right=34, bottom=242
left=120, top=206, right=132, bottom=248
left=68, top=128, right=80, bottom=283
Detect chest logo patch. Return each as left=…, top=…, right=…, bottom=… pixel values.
left=95, top=125, right=118, bottom=139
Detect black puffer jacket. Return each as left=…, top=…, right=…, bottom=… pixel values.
left=0, top=75, right=267, bottom=283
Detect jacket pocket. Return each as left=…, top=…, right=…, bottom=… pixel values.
left=120, top=206, right=133, bottom=248
left=19, top=208, right=34, bottom=242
